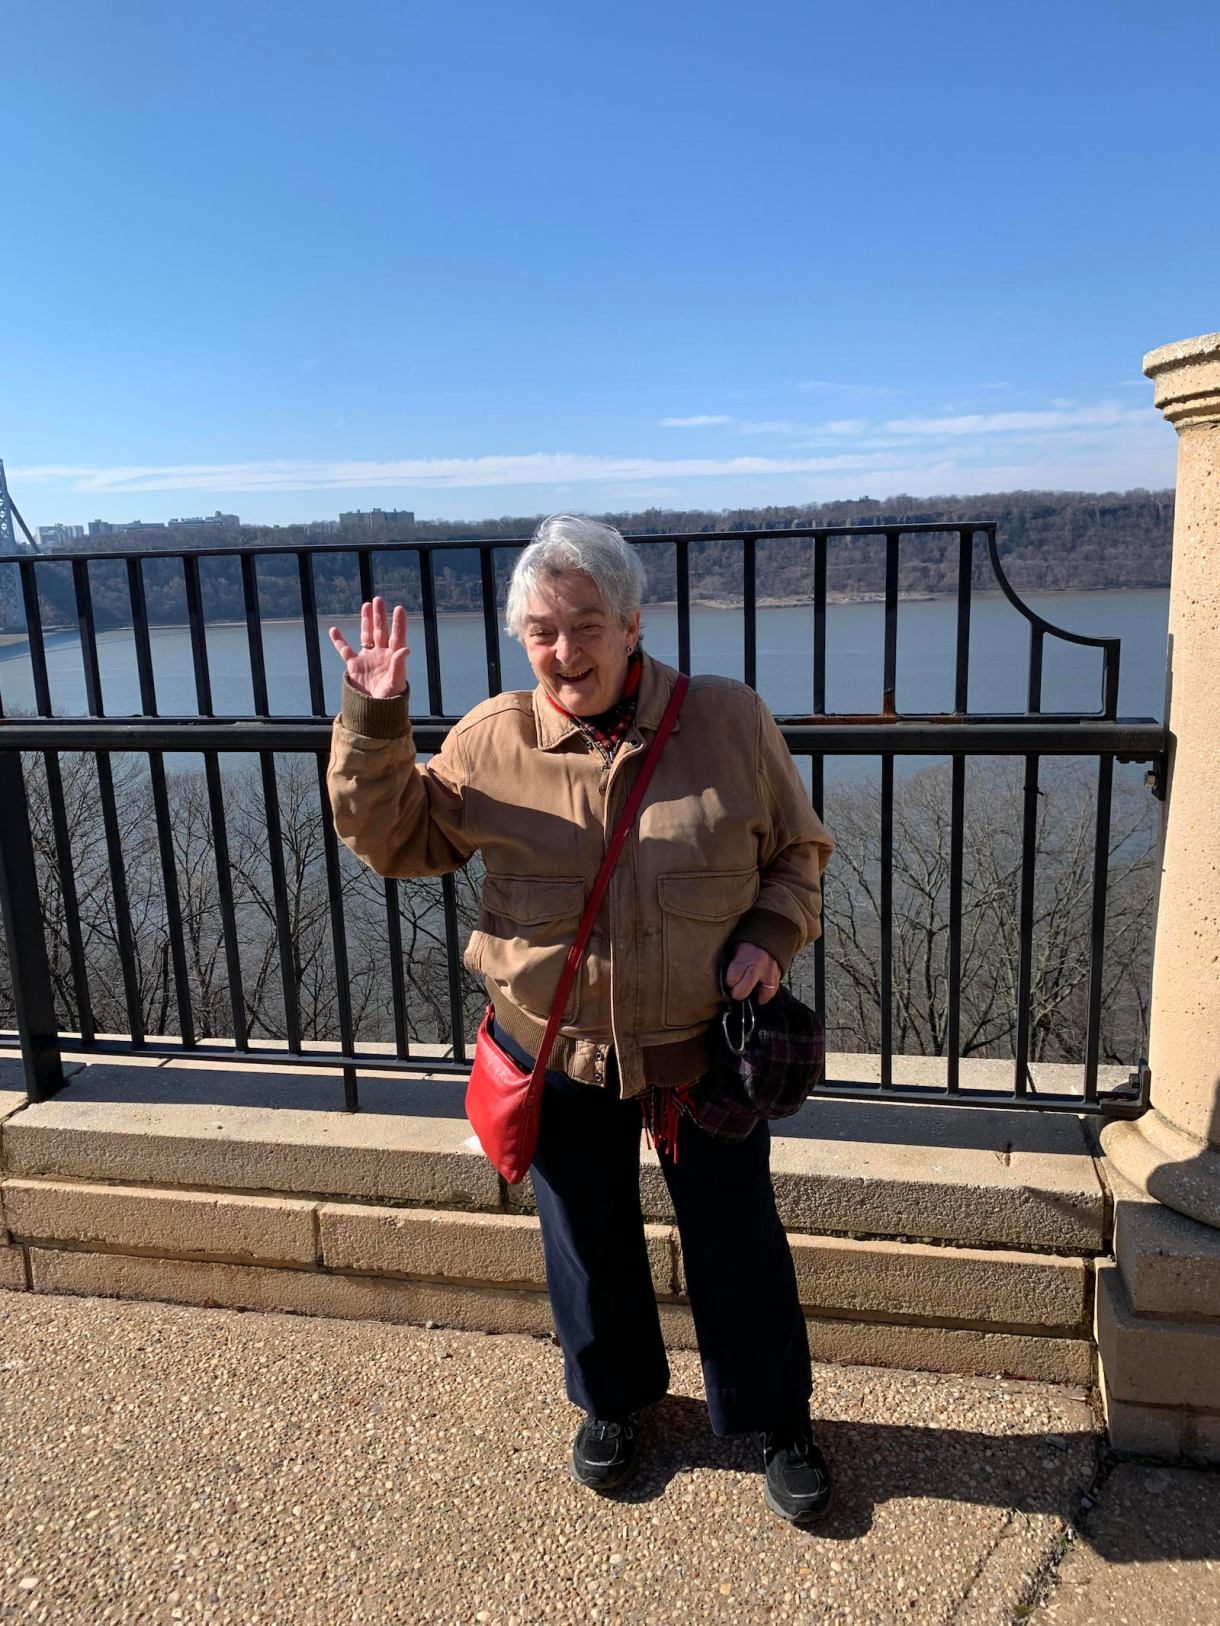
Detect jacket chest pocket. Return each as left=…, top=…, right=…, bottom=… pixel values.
left=658, top=868, right=760, bottom=1030
left=473, top=873, right=587, bottom=1025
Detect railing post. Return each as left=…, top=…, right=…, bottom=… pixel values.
left=0, top=749, right=65, bottom=1100
left=1097, top=331, right=1220, bottom=1460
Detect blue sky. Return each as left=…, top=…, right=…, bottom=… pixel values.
left=5, top=0, right=1217, bottom=530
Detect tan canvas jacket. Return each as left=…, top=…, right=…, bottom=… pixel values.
left=327, top=649, right=833, bottom=1099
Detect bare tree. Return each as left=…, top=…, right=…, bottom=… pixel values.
left=4, top=743, right=1155, bottom=1075
left=796, top=757, right=1156, bottom=1066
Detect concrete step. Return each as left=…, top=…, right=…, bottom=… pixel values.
left=1, top=1176, right=1093, bottom=1386
left=0, top=1056, right=1103, bottom=1387
left=1, top=1058, right=1107, bottom=1254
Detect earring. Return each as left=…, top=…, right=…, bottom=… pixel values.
left=626, top=642, right=636, bottom=655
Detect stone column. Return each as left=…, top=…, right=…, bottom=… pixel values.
left=1097, top=332, right=1220, bottom=1461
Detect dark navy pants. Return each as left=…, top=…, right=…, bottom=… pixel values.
left=492, top=1020, right=812, bottom=1436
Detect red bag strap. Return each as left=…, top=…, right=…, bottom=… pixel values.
left=529, top=672, right=689, bottom=1083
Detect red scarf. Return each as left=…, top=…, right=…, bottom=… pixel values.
left=544, top=652, right=643, bottom=766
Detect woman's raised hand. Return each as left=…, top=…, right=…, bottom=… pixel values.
left=328, top=597, right=410, bottom=699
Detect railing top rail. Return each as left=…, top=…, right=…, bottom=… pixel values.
left=0, top=716, right=1169, bottom=758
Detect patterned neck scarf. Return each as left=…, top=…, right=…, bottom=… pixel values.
left=545, top=651, right=643, bottom=766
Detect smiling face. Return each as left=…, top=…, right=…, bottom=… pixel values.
left=522, top=569, right=641, bottom=716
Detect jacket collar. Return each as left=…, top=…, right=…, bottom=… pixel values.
left=531, top=648, right=683, bottom=752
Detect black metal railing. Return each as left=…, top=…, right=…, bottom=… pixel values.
left=0, top=524, right=1166, bottom=1116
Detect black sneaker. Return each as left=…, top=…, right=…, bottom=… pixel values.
left=571, top=1411, right=641, bottom=1494
left=759, top=1415, right=833, bottom=1523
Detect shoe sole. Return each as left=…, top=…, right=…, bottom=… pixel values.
left=571, top=1459, right=634, bottom=1495
left=764, top=1481, right=833, bottom=1525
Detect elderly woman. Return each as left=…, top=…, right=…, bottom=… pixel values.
left=327, top=515, right=835, bottom=1523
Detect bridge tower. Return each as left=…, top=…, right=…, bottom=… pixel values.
left=0, top=460, right=38, bottom=633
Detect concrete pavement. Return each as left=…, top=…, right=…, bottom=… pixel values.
left=0, top=1291, right=1215, bottom=1624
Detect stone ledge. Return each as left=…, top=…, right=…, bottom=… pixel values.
left=785, top=1233, right=1088, bottom=1331
left=519, top=1099, right=1105, bottom=1254
left=1099, top=1367, right=1220, bottom=1465
left=0, top=1243, right=26, bottom=1289
left=24, top=1245, right=1093, bottom=1385
left=2, top=1178, right=318, bottom=1266
left=802, top=1316, right=1093, bottom=1387
left=2, top=1066, right=499, bottom=1210
left=1, top=1172, right=1087, bottom=1338
left=318, top=1202, right=676, bottom=1295
left=1, top=1065, right=1107, bottom=1255
left=27, top=1246, right=557, bottom=1337
left=1106, top=1164, right=1220, bottom=1318
left=1096, top=1261, right=1220, bottom=1412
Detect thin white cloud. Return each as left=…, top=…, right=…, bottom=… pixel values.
left=13, top=397, right=1174, bottom=518
left=14, top=450, right=905, bottom=496
left=795, top=379, right=903, bottom=396
left=883, top=403, right=1143, bottom=436
left=658, top=414, right=733, bottom=427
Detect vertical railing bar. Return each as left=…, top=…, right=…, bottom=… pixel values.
left=418, top=548, right=445, bottom=715
left=946, top=753, right=965, bottom=1092
left=676, top=540, right=691, bottom=675
left=880, top=753, right=894, bottom=1090
left=181, top=554, right=214, bottom=716
left=258, top=751, right=302, bottom=1054
left=127, top=558, right=159, bottom=715
left=954, top=528, right=973, bottom=713
left=41, top=751, right=94, bottom=1043
left=1082, top=755, right=1113, bottom=1103
left=0, top=750, right=66, bottom=1100
left=384, top=878, right=410, bottom=1059
left=357, top=549, right=375, bottom=606
left=479, top=548, right=503, bottom=696
left=146, top=749, right=196, bottom=1051
left=743, top=536, right=757, bottom=690
left=1013, top=753, right=1040, bottom=1096
left=298, top=552, right=327, bottom=716
left=94, top=750, right=145, bottom=1045
left=441, top=873, right=467, bottom=1064
left=18, top=560, right=53, bottom=717
left=1028, top=626, right=1044, bottom=714
left=314, top=753, right=360, bottom=1110
left=811, top=751, right=826, bottom=1021
left=882, top=529, right=899, bottom=715
left=71, top=559, right=105, bottom=718
left=241, top=554, right=270, bottom=717
left=813, top=534, right=827, bottom=715
left=1102, top=641, right=1120, bottom=721
left=203, top=750, right=248, bottom=1050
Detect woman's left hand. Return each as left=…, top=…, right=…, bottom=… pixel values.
left=724, top=943, right=783, bottom=1004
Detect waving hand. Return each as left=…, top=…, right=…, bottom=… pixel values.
left=328, top=596, right=409, bottom=699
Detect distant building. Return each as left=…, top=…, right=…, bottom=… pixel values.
left=167, top=511, right=240, bottom=527
left=338, top=507, right=415, bottom=532
left=35, top=523, right=85, bottom=548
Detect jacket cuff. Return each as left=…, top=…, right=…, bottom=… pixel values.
left=340, top=674, right=409, bottom=739
left=729, top=907, right=803, bottom=975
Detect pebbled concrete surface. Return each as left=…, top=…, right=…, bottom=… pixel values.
left=0, top=1290, right=1104, bottom=1624
left=1031, top=1462, right=1220, bottom=1625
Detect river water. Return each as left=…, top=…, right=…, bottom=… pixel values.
left=0, top=589, right=1169, bottom=788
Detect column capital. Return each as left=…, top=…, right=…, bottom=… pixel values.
left=1143, top=331, right=1220, bottom=431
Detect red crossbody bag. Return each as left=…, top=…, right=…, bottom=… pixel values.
left=465, top=674, right=689, bottom=1184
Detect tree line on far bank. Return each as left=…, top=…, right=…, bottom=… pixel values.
left=15, top=487, right=1173, bottom=631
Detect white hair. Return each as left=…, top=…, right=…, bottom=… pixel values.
left=505, top=514, right=646, bottom=641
